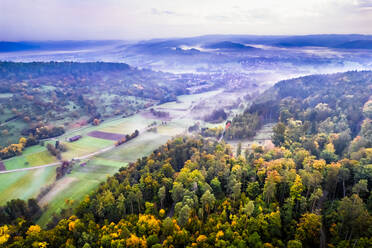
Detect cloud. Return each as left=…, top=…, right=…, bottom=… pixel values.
left=0, top=0, right=372, bottom=40
left=151, top=8, right=176, bottom=16
left=356, top=0, right=372, bottom=7
left=205, top=15, right=230, bottom=22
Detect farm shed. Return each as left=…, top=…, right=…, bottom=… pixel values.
left=68, top=135, right=82, bottom=142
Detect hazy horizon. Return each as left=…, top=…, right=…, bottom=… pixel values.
left=3, top=33, right=372, bottom=43
left=1, top=0, right=372, bottom=41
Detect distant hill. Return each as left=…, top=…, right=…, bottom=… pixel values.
left=267, top=35, right=372, bottom=49
left=0, top=40, right=119, bottom=53
left=3, top=35, right=372, bottom=54
left=203, top=41, right=257, bottom=51
left=0, top=42, right=40, bottom=52
left=123, top=34, right=372, bottom=52
left=335, top=40, right=372, bottom=49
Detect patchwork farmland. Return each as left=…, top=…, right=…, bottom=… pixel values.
left=0, top=89, right=246, bottom=225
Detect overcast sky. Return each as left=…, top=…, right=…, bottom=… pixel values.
left=1, top=0, right=372, bottom=41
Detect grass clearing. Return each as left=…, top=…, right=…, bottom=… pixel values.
left=0, top=167, right=55, bottom=204
left=88, top=157, right=127, bottom=168
left=99, top=131, right=172, bottom=162
left=157, top=123, right=186, bottom=136
left=22, top=145, right=46, bottom=155
left=4, top=155, right=27, bottom=170
left=100, top=114, right=152, bottom=134
left=37, top=177, right=99, bottom=227
left=62, top=136, right=115, bottom=160
left=26, top=151, right=57, bottom=166
left=69, top=136, right=115, bottom=148
left=3, top=147, right=55, bottom=170
left=38, top=177, right=78, bottom=207
left=37, top=162, right=123, bottom=227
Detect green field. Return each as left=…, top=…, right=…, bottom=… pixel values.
left=88, top=157, right=127, bottom=168
left=26, top=151, right=57, bottom=166
left=62, top=136, right=115, bottom=160
left=100, top=114, right=152, bottom=134
left=0, top=167, right=56, bottom=204
left=22, top=145, right=46, bottom=155
left=99, top=132, right=172, bottom=162
left=4, top=156, right=28, bottom=170
left=3, top=146, right=56, bottom=170
left=37, top=157, right=128, bottom=227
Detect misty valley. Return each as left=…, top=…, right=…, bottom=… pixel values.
left=0, top=34, right=372, bottom=248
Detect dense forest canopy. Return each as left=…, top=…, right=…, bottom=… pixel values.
left=227, top=71, right=372, bottom=141
left=0, top=70, right=372, bottom=248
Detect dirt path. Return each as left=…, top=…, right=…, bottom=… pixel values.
left=0, top=161, right=62, bottom=174
left=38, top=177, right=78, bottom=206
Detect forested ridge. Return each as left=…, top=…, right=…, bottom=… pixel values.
left=227, top=70, right=372, bottom=140
left=1, top=70, right=372, bottom=248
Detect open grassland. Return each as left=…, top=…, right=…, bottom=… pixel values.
left=62, top=136, right=115, bottom=160
left=157, top=122, right=187, bottom=136
left=37, top=176, right=101, bottom=227
left=99, top=131, right=172, bottom=162
left=99, top=114, right=152, bottom=134
left=37, top=160, right=126, bottom=227
left=88, top=157, right=127, bottom=168
left=26, top=151, right=57, bottom=166
left=4, top=146, right=56, bottom=170
left=22, top=145, right=46, bottom=155
left=4, top=156, right=27, bottom=170
left=0, top=166, right=55, bottom=204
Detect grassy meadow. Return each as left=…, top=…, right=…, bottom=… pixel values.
left=0, top=167, right=56, bottom=204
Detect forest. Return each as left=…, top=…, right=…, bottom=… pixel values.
left=0, top=70, right=371, bottom=247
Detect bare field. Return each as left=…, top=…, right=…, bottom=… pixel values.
left=87, top=130, right=127, bottom=140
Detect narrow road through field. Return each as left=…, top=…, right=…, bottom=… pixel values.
left=0, top=127, right=150, bottom=174
left=0, top=161, right=62, bottom=174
